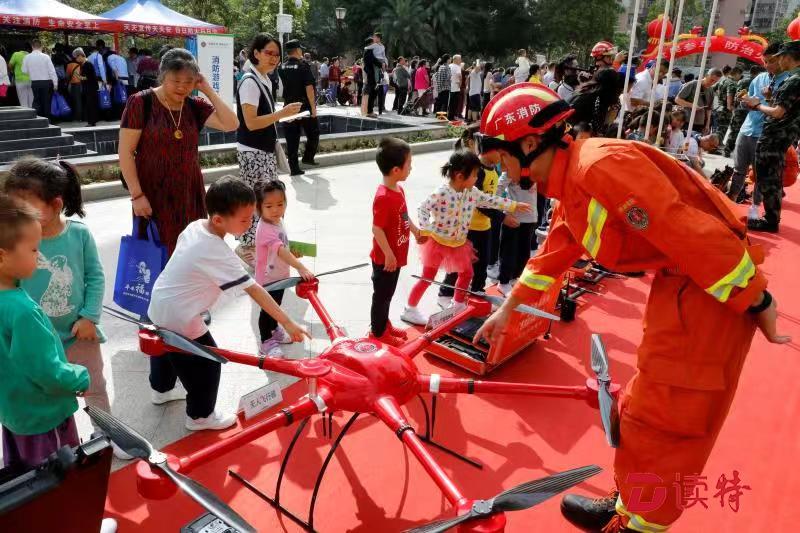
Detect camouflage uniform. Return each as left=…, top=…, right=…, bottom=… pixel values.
left=713, top=75, right=734, bottom=142
left=755, top=66, right=800, bottom=226
left=724, top=75, right=752, bottom=156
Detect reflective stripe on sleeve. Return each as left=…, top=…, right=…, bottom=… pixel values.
left=616, top=496, right=670, bottom=532
left=581, top=198, right=608, bottom=257
left=519, top=269, right=555, bottom=291
left=705, top=250, right=756, bottom=303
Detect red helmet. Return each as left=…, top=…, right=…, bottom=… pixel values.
left=479, top=83, right=573, bottom=143
left=591, top=41, right=617, bottom=59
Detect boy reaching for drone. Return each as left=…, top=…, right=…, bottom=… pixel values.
left=148, top=177, right=309, bottom=432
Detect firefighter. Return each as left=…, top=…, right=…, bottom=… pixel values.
left=473, top=83, right=790, bottom=532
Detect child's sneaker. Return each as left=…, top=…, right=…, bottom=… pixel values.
left=437, top=296, right=452, bottom=309
left=747, top=204, right=760, bottom=220
left=401, top=306, right=428, bottom=326
left=498, top=282, right=513, bottom=296
left=449, top=301, right=468, bottom=314
left=368, top=329, right=403, bottom=347
left=487, top=262, right=500, bottom=280
left=272, top=326, right=293, bottom=344
left=260, top=338, right=286, bottom=358
left=386, top=320, right=408, bottom=340
left=151, top=387, right=186, bottom=405
left=185, top=410, right=237, bottom=431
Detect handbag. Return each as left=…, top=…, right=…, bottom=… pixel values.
left=50, top=92, right=72, bottom=118
left=0, top=85, right=8, bottom=98
left=113, top=81, right=128, bottom=105
left=98, top=86, right=112, bottom=110
left=113, top=217, right=168, bottom=316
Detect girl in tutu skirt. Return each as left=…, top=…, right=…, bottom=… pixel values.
left=401, top=150, right=531, bottom=325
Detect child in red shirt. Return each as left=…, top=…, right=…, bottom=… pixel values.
left=370, top=138, right=421, bottom=345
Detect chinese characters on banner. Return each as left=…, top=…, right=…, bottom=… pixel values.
left=187, top=34, right=235, bottom=106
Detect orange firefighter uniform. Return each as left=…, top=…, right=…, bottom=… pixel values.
left=512, top=136, right=766, bottom=531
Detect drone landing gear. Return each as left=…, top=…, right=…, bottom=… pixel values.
left=417, top=395, right=483, bottom=470
left=228, top=412, right=362, bottom=533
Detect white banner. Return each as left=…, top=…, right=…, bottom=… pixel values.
left=195, top=33, right=235, bottom=106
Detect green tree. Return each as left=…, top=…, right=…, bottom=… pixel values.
left=531, top=0, right=622, bottom=64
left=379, top=0, right=435, bottom=57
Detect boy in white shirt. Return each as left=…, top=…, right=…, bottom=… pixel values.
left=148, top=177, right=309, bottom=431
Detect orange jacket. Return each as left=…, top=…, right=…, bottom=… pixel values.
left=512, top=138, right=767, bottom=313
left=746, top=145, right=798, bottom=188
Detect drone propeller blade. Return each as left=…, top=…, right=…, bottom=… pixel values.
left=316, top=262, right=370, bottom=277
left=598, top=383, right=621, bottom=448
left=85, top=405, right=152, bottom=460
left=155, top=462, right=256, bottom=533
left=406, top=465, right=602, bottom=533
left=102, top=305, right=149, bottom=328
left=156, top=329, right=229, bottom=364
left=590, top=333, right=609, bottom=381
left=263, top=263, right=370, bottom=292
left=411, top=276, right=560, bottom=321
left=86, top=407, right=255, bottom=533
left=404, top=513, right=473, bottom=533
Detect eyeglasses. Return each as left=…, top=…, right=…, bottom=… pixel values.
left=262, top=50, right=281, bottom=57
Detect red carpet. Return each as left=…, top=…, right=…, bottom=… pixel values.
left=106, top=193, right=800, bottom=532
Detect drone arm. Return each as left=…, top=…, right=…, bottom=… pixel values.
left=373, top=396, right=467, bottom=508
left=180, top=391, right=330, bottom=473
left=398, top=304, right=483, bottom=359
left=297, top=282, right=348, bottom=341
left=418, top=375, right=589, bottom=400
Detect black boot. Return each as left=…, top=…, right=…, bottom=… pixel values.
left=561, top=491, right=619, bottom=531
left=747, top=217, right=778, bottom=233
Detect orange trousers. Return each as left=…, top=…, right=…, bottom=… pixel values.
left=613, top=271, right=757, bottom=530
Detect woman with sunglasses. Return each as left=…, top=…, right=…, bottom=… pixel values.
left=234, top=33, right=302, bottom=266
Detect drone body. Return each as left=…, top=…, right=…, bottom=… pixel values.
left=96, top=271, right=619, bottom=533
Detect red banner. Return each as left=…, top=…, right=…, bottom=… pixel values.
left=120, top=22, right=226, bottom=36
left=0, top=13, right=121, bottom=33
left=644, top=36, right=765, bottom=65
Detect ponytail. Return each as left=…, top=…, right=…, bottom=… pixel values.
left=3, top=157, right=85, bottom=218
left=441, top=149, right=482, bottom=179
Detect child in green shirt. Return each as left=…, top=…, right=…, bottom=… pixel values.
left=4, top=159, right=110, bottom=426
left=0, top=194, right=89, bottom=469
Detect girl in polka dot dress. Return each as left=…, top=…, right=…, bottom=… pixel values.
left=401, top=150, right=531, bottom=325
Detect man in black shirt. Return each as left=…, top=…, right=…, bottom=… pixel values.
left=278, top=39, right=319, bottom=175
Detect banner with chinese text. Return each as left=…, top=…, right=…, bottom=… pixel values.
left=187, top=33, right=234, bottom=107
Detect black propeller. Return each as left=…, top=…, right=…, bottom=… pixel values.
left=85, top=406, right=255, bottom=533
left=102, top=306, right=228, bottom=364
left=590, top=334, right=621, bottom=448
left=411, top=275, right=560, bottom=321
left=404, top=465, right=602, bottom=533
left=263, top=262, right=370, bottom=292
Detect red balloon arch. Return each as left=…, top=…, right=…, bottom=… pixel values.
left=641, top=15, right=767, bottom=65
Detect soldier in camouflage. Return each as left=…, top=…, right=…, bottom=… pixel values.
left=713, top=65, right=735, bottom=144
left=723, top=65, right=751, bottom=157
left=743, top=40, right=800, bottom=233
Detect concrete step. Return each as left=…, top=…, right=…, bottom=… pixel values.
left=0, top=126, right=63, bottom=142
left=0, top=134, right=74, bottom=153
left=0, top=107, right=37, bottom=121
left=0, top=142, right=87, bottom=164
left=0, top=117, right=50, bottom=130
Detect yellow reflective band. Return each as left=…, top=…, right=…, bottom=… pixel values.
left=581, top=198, right=608, bottom=257
left=615, top=496, right=670, bottom=532
left=705, top=251, right=756, bottom=303
left=519, top=270, right=555, bottom=291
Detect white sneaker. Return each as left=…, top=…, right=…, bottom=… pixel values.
left=111, top=442, right=134, bottom=461
left=449, top=301, right=467, bottom=314
left=401, top=306, right=428, bottom=326
left=748, top=204, right=760, bottom=220
left=185, top=410, right=237, bottom=431
left=437, top=296, right=452, bottom=309
left=272, top=326, right=293, bottom=344
left=151, top=387, right=186, bottom=405
left=487, top=262, right=500, bottom=280
left=101, top=518, right=118, bottom=533
left=498, top=283, right=513, bottom=296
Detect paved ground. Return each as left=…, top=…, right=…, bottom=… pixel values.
left=0, top=142, right=734, bottom=469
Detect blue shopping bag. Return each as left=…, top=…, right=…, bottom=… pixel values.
left=50, top=92, right=72, bottom=118
left=113, top=217, right=168, bottom=316
left=98, top=87, right=112, bottom=110
left=113, top=82, right=128, bottom=105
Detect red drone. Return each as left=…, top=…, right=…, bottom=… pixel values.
left=93, top=264, right=621, bottom=533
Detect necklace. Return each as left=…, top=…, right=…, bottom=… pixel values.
left=157, top=91, right=184, bottom=140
